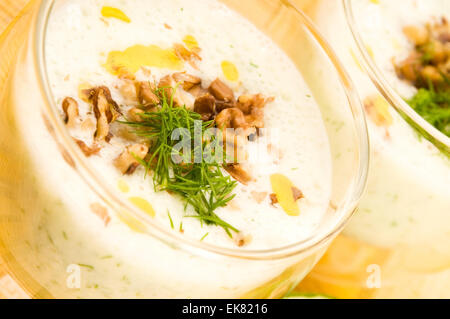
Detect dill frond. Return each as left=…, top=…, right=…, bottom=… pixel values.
left=407, top=84, right=450, bottom=137
left=122, top=87, right=239, bottom=236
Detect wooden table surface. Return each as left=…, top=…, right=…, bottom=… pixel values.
left=0, top=0, right=29, bottom=299
left=0, top=0, right=28, bottom=34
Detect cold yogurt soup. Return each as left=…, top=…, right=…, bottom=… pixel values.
left=13, top=0, right=336, bottom=298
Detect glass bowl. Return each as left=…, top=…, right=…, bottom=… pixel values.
left=297, top=0, right=450, bottom=298
left=0, top=0, right=369, bottom=298
left=344, top=0, right=450, bottom=154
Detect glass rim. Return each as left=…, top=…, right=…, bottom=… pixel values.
left=343, top=0, right=450, bottom=155
left=32, top=0, right=370, bottom=260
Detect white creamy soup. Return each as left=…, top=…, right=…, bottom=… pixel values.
left=311, top=0, right=450, bottom=250
left=12, top=0, right=335, bottom=297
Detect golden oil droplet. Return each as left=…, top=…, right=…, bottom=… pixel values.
left=104, top=45, right=184, bottom=76
left=101, top=6, right=131, bottom=23
left=270, top=174, right=300, bottom=216
left=128, top=197, right=156, bottom=217
left=221, top=60, right=239, bottom=82
left=117, top=179, right=130, bottom=193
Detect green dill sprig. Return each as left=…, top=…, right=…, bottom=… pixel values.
left=122, top=87, right=239, bottom=236
left=407, top=83, right=450, bottom=137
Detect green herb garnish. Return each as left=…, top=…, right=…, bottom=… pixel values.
left=78, top=264, right=94, bottom=271
left=123, top=88, right=239, bottom=236
left=407, top=85, right=450, bottom=137
left=167, top=211, right=174, bottom=229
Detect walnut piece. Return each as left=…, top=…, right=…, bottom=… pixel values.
left=194, top=94, right=216, bottom=121
left=159, top=74, right=195, bottom=109
left=173, top=43, right=202, bottom=69
left=136, top=81, right=160, bottom=107
left=225, top=164, right=252, bottom=185
left=396, top=18, right=450, bottom=88
left=62, top=97, right=79, bottom=128
left=173, top=72, right=202, bottom=91
left=237, top=94, right=274, bottom=129
left=90, top=86, right=121, bottom=141
left=127, top=108, right=145, bottom=122
left=114, top=144, right=149, bottom=175
left=208, top=78, right=235, bottom=102
left=403, top=25, right=429, bottom=46
left=215, top=108, right=248, bottom=130
left=188, top=84, right=209, bottom=98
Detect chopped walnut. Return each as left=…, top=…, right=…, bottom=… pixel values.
left=89, top=86, right=121, bottom=141
left=236, top=94, right=254, bottom=114
left=90, top=203, right=111, bottom=226
left=225, top=164, right=252, bottom=185
left=114, top=144, right=149, bottom=175
left=215, top=108, right=248, bottom=130
left=159, top=74, right=195, bottom=109
left=78, top=83, right=94, bottom=102
left=421, top=65, right=444, bottom=83
left=396, top=18, right=450, bottom=89
left=291, top=187, right=304, bottom=202
left=173, top=43, right=202, bottom=69
left=173, top=72, right=202, bottom=91
left=136, top=81, right=160, bottom=107
left=403, top=25, right=429, bottom=46
left=269, top=193, right=278, bottom=205
left=127, top=108, right=145, bottom=122
left=74, top=139, right=101, bottom=157
left=270, top=186, right=304, bottom=205
left=208, top=78, right=235, bottom=102
left=237, top=94, right=274, bottom=128
left=215, top=100, right=237, bottom=113
left=194, top=94, right=216, bottom=121
left=188, top=84, right=209, bottom=98
left=62, top=97, right=79, bottom=128
left=395, top=52, right=423, bottom=83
